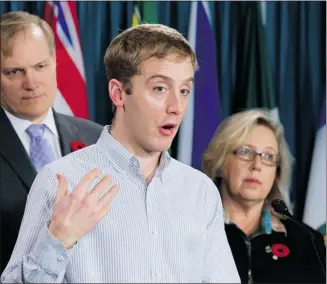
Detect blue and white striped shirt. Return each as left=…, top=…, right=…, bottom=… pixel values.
left=1, top=126, right=240, bottom=283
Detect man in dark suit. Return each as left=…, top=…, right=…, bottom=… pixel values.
left=0, top=11, right=103, bottom=272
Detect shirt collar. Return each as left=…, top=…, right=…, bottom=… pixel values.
left=96, top=125, right=171, bottom=176
left=42, top=108, right=59, bottom=138
left=3, top=107, right=59, bottom=138
left=224, top=205, right=287, bottom=236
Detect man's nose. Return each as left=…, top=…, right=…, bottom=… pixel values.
left=167, top=92, right=183, bottom=115
left=22, top=69, right=38, bottom=90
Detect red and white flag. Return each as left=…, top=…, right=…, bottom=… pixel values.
left=44, top=1, right=89, bottom=118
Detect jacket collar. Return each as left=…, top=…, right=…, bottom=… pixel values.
left=224, top=206, right=287, bottom=236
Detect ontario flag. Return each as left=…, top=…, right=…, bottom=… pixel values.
left=44, top=1, right=89, bottom=119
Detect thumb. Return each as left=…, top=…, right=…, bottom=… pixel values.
left=55, top=173, right=68, bottom=205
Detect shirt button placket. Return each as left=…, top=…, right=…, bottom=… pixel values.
left=146, top=179, right=161, bottom=282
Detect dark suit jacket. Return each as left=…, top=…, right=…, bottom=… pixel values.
left=0, top=108, right=103, bottom=272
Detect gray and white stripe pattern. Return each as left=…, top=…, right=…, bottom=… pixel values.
left=1, top=126, right=240, bottom=283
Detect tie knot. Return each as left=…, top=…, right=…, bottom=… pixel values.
left=26, top=124, right=46, bottom=139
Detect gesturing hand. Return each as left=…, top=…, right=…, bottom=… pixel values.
left=48, top=168, right=118, bottom=249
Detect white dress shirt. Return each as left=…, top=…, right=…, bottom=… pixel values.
left=1, top=126, right=240, bottom=283
left=3, top=107, right=62, bottom=160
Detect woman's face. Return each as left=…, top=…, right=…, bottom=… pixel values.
left=221, top=125, right=279, bottom=204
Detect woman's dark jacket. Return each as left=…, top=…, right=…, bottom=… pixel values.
left=225, top=210, right=326, bottom=283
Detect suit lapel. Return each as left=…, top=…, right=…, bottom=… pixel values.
left=53, top=110, right=80, bottom=156
left=0, top=109, right=37, bottom=190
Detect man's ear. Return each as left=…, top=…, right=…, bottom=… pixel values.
left=108, top=79, right=125, bottom=110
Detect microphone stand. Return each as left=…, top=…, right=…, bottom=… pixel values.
left=282, top=214, right=326, bottom=277
left=271, top=198, right=326, bottom=278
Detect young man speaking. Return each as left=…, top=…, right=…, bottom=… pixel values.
left=2, top=22, right=240, bottom=283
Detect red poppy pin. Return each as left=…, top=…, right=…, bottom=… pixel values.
left=271, top=243, right=290, bottom=259
left=70, top=141, right=86, bottom=152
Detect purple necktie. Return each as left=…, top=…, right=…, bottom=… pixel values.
left=26, top=124, right=56, bottom=172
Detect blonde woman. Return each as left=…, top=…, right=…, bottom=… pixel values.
left=203, top=109, right=325, bottom=283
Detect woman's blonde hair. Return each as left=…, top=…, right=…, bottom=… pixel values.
left=202, top=108, right=294, bottom=202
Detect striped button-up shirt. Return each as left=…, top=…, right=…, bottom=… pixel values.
left=1, top=126, right=240, bottom=283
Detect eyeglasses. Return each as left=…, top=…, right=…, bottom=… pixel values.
left=232, top=146, right=279, bottom=167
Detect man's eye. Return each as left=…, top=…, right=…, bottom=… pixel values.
left=180, top=89, right=190, bottom=96
left=154, top=86, right=166, bottom=93
left=6, top=69, right=21, bottom=76
left=36, top=64, right=46, bottom=70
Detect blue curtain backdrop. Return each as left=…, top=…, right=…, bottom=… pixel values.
left=0, top=1, right=325, bottom=219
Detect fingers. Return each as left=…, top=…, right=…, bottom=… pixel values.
left=60, top=169, right=117, bottom=213
left=88, top=175, right=113, bottom=200
left=98, top=184, right=119, bottom=209
left=55, top=174, right=68, bottom=205
left=73, top=168, right=101, bottom=198
left=98, top=185, right=119, bottom=219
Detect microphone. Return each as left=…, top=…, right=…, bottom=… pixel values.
left=271, top=199, right=293, bottom=219
left=271, top=198, right=326, bottom=277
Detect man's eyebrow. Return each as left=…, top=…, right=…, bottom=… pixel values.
left=146, top=75, right=172, bottom=83
left=32, top=58, right=50, bottom=67
left=3, top=58, right=51, bottom=70
left=2, top=66, right=24, bottom=72
left=184, top=77, right=194, bottom=84
left=146, top=75, right=194, bottom=84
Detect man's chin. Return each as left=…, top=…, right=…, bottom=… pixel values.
left=162, top=141, right=173, bottom=152
left=149, top=143, right=172, bottom=154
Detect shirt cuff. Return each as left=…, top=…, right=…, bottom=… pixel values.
left=30, top=222, right=75, bottom=275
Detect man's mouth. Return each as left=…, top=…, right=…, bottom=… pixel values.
left=161, top=123, right=176, bottom=130
left=22, top=94, right=42, bottom=100
left=159, top=123, right=177, bottom=136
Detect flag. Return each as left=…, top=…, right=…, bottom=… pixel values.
left=234, top=3, right=279, bottom=120
left=303, top=94, right=326, bottom=239
left=44, top=1, right=89, bottom=118
left=234, top=3, right=295, bottom=208
left=132, top=1, right=158, bottom=26
left=177, top=1, right=221, bottom=170
left=132, top=4, right=141, bottom=26
left=142, top=1, right=158, bottom=24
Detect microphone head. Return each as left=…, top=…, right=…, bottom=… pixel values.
left=271, top=198, right=291, bottom=217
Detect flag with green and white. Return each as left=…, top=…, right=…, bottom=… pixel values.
left=303, top=94, right=326, bottom=241
left=234, top=3, right=292, bottom=207
left=132, top=1, right=158, bottom=27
